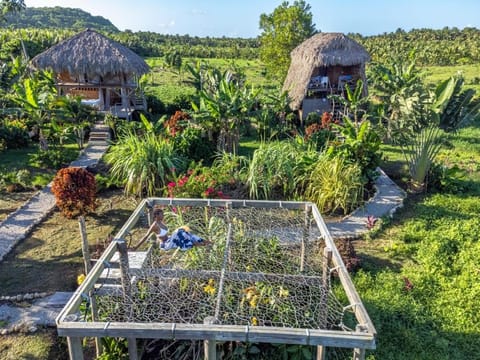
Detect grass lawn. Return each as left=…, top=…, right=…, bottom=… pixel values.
left=354, top=125, right=480, bottom=359
left=0, top=142, right=80, bottom=190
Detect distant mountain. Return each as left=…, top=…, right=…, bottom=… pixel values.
left=1, top=7, right=118, bottom=32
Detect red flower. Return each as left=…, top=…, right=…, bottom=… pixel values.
left=403, top=277, right=413, bottom=292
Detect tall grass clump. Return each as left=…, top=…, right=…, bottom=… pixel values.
left=303, top=155, right=364, bottom=215
left=105, top=131, right=185, bottom=197
left=246, top=138, right=319, bottom=200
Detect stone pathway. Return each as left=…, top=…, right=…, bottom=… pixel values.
left=326, top=167, right=407, bottom=238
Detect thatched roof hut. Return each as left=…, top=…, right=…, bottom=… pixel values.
left=30, top=29, right=149, bottom=117
left=283, top=32, right=370, bottom=112
left=31, top=28, right=149, bottom=77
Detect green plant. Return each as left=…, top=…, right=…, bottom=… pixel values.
left=51, top=167, right=96, bottom=219
left=302, top=155, right=364, bottom=215
left=327, top=116, right=382, bottom=181
left=105, top=131, right=185, bottom=197
left=97, top=337, right=129, bottom=360
left=30, top=147, right=73, bottom=168
left=247, top=137, right=318, bottom=200
left=0, top=118, right=29, bottom=149
left=395, top=74, right=480, bottom=191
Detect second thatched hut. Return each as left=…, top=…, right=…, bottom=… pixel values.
left=283, top=32, right=370, bottom=121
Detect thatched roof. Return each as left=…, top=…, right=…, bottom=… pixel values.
left=283, top=32, right=370, bottom=110
left=30, top=29, right=149, bottom=77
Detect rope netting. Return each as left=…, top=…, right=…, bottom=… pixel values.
left=93, top=204, right=355, bottom=332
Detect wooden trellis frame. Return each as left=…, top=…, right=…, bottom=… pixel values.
left=57, top=198, right=376, bottom=360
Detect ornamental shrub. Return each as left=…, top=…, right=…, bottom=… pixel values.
left=51, top=167, right=96, bottom=219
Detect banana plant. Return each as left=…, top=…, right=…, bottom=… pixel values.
left=10, top=70, right=56, bottom=146
left=191, top=68, right=259, bottom=153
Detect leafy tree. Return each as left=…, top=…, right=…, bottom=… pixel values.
left=0, top=0, right=25, bottom=22
left=258, top=0, right=316, bottom=81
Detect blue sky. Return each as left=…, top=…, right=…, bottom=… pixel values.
left=25, top=0, right=480, bottom=38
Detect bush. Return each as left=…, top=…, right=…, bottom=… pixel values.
left=247, top=138, right=319, bottom=200
left=0, top=119, right=30, bottom=149
left=145, top=93, right=165, bottom=114
left=172, top=126, right=216, bottom=163
left=30, top=148, right=72, bottom=169
left=105, top=131, right=186, bottom=197
left=303, top=155, right=364, bottom=215
left=51, top=167, right=96, bottom=219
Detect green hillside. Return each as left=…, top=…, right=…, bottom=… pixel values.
left=1, top=6, right=118, bottom=32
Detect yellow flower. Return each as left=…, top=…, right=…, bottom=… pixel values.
left=77, top=274, right=86, bottom=286
left=251, top=316, right=258, bottom=326
left=278, top=287, right=289, bottom=298
left=249, top=295, right=259, bottom=308
left=203, top=278, right=216, bottom=296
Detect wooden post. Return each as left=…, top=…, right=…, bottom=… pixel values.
left=117, top=240, right=132, bottom=319
left=78, top=216, right=102, bottom=357
left=300, top=204, right=311, bottom=272
left=353, top=324, right=367, bottom=360
left=127, top=338, right=138, bottom=360
left=317, top=247, right=332, bottom=360
left=204, top=317, right=217, bottom=360
left=79, top=216, right=91, bottom=274
left=67, top=337, right=84, bottom=360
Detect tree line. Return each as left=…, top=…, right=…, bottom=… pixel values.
left=1, top=26, right=480, bottom=66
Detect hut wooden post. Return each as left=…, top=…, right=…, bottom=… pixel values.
left=317, top=247, right=332, bottom=360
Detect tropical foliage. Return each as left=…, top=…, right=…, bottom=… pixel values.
left=105, top=130, right=185, bottom=197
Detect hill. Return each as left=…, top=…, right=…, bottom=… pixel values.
left=1, top=6, right=118, bottom=32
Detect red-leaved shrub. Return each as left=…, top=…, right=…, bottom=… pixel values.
left=51, top=167, right=96, bottom=219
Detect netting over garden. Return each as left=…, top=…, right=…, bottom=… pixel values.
left=58, top=199, right=375, bottom=359
left=94, top=202, right=352, bottom=331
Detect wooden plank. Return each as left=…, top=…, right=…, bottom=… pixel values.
left=148, top=197, right=311, bottom=210
left=311, top=206, right=377, bottom=336
left=57, top=322, right=375, bottom=349
left=67, top=337, right=84, bottom=360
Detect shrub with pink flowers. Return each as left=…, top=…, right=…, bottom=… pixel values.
left=165, top=166, right=228, bottom=199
